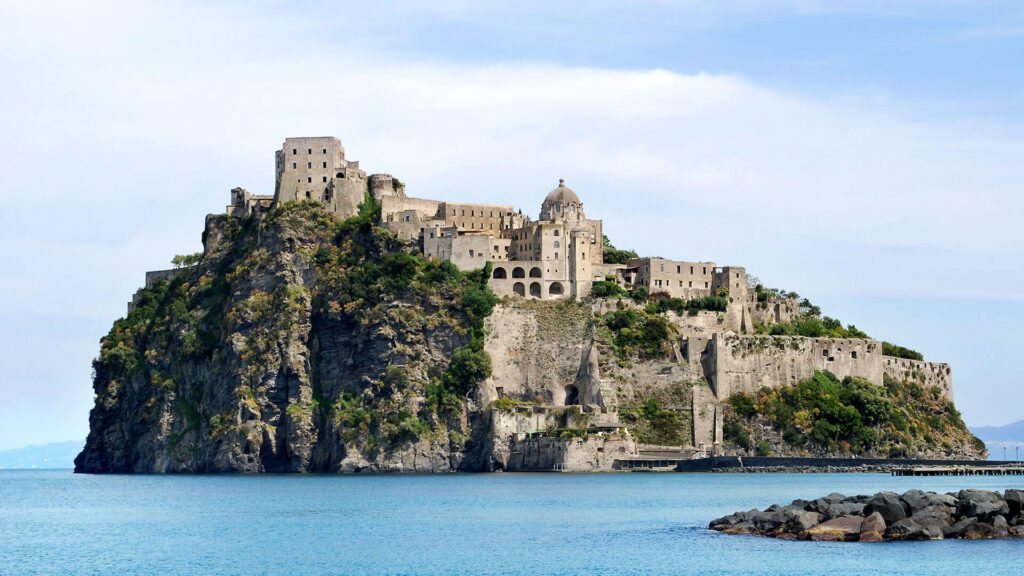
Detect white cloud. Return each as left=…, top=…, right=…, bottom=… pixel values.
left=1, top=0, right=1023, bottom=445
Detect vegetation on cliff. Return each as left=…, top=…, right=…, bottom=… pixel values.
left=722, top=370, right=984, bottom=458
left=82, top=195, right=498, bottom=473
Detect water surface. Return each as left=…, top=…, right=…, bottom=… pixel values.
left=1, top=471, right=1021, bottom=575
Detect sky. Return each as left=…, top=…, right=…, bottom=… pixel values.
left=1, top=0, right=1023, bottom=450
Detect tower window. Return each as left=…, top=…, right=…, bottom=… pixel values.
left=323, top=162, right=327, bottom=168
left=308, top=177, right=312, bottom=183
left=292, top=162, right=296, bottom=169
left=322, top=148, right=326, bottom=154
left=307, top=148, right=311, bottom=154
left=322, top=176, right=327, bottom=182
left=292, top=149, right=297, bottom=155
left=305, top=191, right=311, bottom=199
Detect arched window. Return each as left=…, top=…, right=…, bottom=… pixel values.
left=549, top=282, right=565, bottom=296
left=492, top=267, right=507, bottom=279
left=529, top=267, right=542, bottom=278
left=553, top=229, right=560, bottom=236
left=553, top=241, right=560, bottom=248
left=512, top=267, right=526, bottom=278
left=529, top=282, right=542, bottom=298
left=513, top=282, right=525, bottom=296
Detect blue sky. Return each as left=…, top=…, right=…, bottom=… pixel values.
left=1, top=0, right=1023, bottom=449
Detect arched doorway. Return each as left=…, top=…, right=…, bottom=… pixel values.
left=513, top=282, right=525, bottom=297
left=548, top=282, right=564, bottom=296
left=529, top=282, right=542, bottom=298
left=564, top=385, right=580, bottom=406
left=492, top=267, right=507, bottom=279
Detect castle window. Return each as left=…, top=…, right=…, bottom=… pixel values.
left=461, top=209, right=465, bottom=216
left=852, top=351, right=858, bottom=359
left=452, top=209, right=456, bottom=216
left=292, top=149, right=297, bottom=155
left=337, top=172, right=345, bottom=178
left=554, top=229, right=559, bottom=236
left=703, top=267, right=707, bottom=274
left=554, top=241, right=560, bottom=248
left=677, top=266, right=681, bottom=273
left=471, top=210, right=475, bottom=216
left=582, top=253, right=585, bottom=259
left=325, top=190, right=332, bottom=201
left=555, top=253, right=558, bottom=259
left=470, top=250, right=475, bottom=257
left=660, top=265, right=664, bottom=272
left=690, top=266, right=694, bottom=274
left=823, top=350, right=829, bottom=357
left=688, top=281, right=692, bottom=287
left=679, top=281, right=683, bottom=287
left=323, top=176, right=327, bottom=183
left=307, top=148, right=311, bottom=154
left=305, top=191, right=311, bottom=199
left=322, top=148, right=326, bottom=154
left=307, top=162, right=312, bottom=169
left=323, top=162, right=327, bottom=168
left=308, top=177, right=312, bottom=183
left=292, top=162, right=296, bottom=169
left=704, top=282, right=708, bottom=288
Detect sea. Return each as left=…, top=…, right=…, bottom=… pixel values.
left=1, top=470, right=1021, bottom=576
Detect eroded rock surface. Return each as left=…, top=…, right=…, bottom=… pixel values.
left=710, top=489, right=1024, bottom=542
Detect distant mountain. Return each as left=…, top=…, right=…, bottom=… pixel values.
left=0, top=440, right=83, bottom=469
left=970, top=420, right=1024, bottom=461
left=971, top=419, right=1024, bottom=443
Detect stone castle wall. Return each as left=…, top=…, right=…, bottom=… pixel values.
left=708, top=334, right=884, bottom=399
left=884, top=356, right=953, bottom=400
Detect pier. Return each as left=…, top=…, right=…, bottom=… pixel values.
left=892, top=465, right=1024, bottom=477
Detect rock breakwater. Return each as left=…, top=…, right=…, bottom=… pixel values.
left=709, top=489, right=1024, bottom=541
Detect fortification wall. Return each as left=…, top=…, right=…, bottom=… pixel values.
left=500, top=434, right=636, bottom=471
left=709, top=335, right=884, bottom=399
left=482, top=301, right=595, bottom=405
left=884, top=356, right=953, bottom=400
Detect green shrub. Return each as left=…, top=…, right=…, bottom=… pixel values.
left=755, top=441, right=772, bottom=457
left=882, top=342, right=924, bottom=361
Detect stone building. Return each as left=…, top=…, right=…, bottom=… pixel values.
left=274, top=137, right=368, bottom=219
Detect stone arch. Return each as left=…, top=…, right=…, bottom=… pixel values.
left=513, top=282, right=525, bottom=297
left=492, top=267, right=507, bottom=279
left=512, top=267, right=526, bottom=278
left=553, top=229, right=560, bottom=236
left=529, top=282, right=542, bottom=298
left=529, top=267, right=542, bottom=278
left=564, top=384, right=579, bottom=406
left=548, top=282, right=564, bottom=296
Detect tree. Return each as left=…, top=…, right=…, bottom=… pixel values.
left=171, top=252, right=202, bottom=269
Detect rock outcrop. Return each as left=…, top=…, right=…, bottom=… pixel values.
left=710, top=489, right=1024, bottom=541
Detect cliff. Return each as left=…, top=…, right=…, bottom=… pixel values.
left=76, top=198, right=985, bottom=473
left=77, top=199, right=496, bottom=472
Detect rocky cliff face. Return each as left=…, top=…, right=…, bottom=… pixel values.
left=77, top=199, right=985, bottom=473
left=77, top=200, right=494, bottom=473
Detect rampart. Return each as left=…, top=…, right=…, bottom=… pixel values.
left=884, top=356, right=953, bottom=400
left=707, top=334, right=884, bottom=398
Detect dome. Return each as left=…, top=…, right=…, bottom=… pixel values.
left=544, top=179, right=581, bottom=206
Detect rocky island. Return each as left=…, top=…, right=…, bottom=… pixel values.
left=75, top=137, right=985, bottom=473
left=710, top=489, right=1024, bottom=541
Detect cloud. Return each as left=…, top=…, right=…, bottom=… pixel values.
left=1, top=0, right=1023, bottom=446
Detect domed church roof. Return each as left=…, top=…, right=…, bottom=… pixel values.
left=544, top=179, right=581, bottom=206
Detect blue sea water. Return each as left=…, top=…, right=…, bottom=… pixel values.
left=0, top=471, right=1021, bottom=575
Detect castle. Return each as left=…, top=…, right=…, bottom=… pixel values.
left=215, top=137, right=955, bottom=468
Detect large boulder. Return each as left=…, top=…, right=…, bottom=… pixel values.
left=865, top=492, right=908, bottom=525
left=824, top=501, right=865, bottom=520
left=886, top=518, right=939, bottom=540
left=943, top=517, right=978, bottom=539
left=801, top=516, right=863, bottom=542
left=957, top=489, right=1009, bottom=521
left=900, top=489, right=933, bottom=515
left=1005, top=489, right=1024, bottom=518
left=807, top=493, right=848, bottom=515
left=858, top=512, right=886, bottom=543
left=992, top=515, right=1009, bottom=537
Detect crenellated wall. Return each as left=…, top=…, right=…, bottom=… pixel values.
left=883, top=356, right=953, bottom=400
left=708, top=334, right=884, bottom=399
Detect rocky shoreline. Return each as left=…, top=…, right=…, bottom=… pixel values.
left=709, top=489, right=1023, bottom=541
